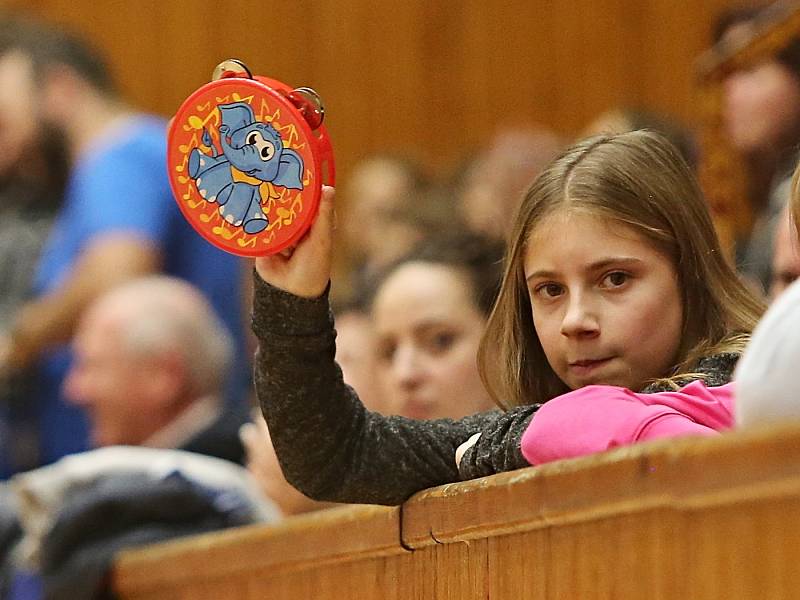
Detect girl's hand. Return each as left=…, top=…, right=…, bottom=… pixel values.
left=255, top=185, right=335, bottom=298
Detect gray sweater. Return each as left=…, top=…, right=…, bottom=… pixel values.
left=252, top=272, right=739, bottom=506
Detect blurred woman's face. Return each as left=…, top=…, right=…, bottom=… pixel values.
left=724, top=60, right=800, bottom=154
left=372, top=262, right=493, bottom=420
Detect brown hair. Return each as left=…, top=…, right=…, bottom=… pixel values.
left=479, top=130, right=765, bottom=409
left=0, top=14, right=116, bottom=95
left=364, top=231, right=505, bottom=318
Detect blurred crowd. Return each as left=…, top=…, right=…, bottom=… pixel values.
left=0, top=4, right=799, bottom=600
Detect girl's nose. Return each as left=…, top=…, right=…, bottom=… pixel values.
left=560, top=294, right=600, bottom=338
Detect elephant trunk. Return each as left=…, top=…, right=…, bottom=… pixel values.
left=219, top=135, right=257, bottom=172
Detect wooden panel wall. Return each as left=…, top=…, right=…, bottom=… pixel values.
left=115, top=423, right=800, bottom=599
left=8, top=0, right=742, bottom=180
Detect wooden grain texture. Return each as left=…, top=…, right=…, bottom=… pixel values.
left=8, top=0, right=740, bottom=182
left=114, top=504, right=403, bottom=598
left=115, top=423, right=800, bottom=599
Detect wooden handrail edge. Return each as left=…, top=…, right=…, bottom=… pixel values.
left=402, top=422, right=800, bottom=547
left=114, top=503, right=403, bottom=589
left=114, top=422, right=800, bottom=592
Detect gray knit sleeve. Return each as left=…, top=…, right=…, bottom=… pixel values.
left=457, top=404, right=539, bottom=479
left=252, top=272, right=510, bottom=506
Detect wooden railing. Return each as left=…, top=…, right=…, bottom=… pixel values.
left=696, top=0, right=800, bottom=258
left=114, top=423, right=800, bottom=599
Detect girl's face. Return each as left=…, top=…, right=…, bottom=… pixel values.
left=524, top=210, right=683, bottom=391
left=372, top=262, right=493, bottom=420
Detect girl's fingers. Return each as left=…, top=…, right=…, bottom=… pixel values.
left=254, top=186, right=336, bottom=297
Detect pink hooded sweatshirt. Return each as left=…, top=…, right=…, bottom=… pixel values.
left=520, top=381, right=735, bottom=466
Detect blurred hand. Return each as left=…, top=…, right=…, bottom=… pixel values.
left=240, top=414, right=328, bottom=516
left=240, top=417, right=279, bottom=497
left=254, top=185, right=335, bottom=298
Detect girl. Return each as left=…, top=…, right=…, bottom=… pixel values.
left=253, top=131, right=764, bottom=506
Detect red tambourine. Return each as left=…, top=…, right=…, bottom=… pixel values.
left=167, top=59, right=335, bottom=256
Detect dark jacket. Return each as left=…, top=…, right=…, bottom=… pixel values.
left=180, top=404, right=250, bottom=466
left=39, top=471, right=262, bottom=600
left=0, top=485, right=22, bottom=600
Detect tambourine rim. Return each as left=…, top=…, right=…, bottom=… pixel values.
left=167, top=77, right=323, bottom=258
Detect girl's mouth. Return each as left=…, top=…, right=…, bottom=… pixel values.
left=568, top=357, right=613, bottom=376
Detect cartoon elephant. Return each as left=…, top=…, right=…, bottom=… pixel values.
left=187, top=102, right=304, bottom=234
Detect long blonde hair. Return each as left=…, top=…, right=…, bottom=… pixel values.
left=479, top=130, right=765, bottom=409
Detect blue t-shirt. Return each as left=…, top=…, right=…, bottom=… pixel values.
left=25, top=115, right=249, bottom=469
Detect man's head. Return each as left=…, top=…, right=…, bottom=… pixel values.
left=0, top=16, right=115, bottom=96
left=0, top=16, right=115, bottom=175
left=63, top=276, right=233, bottom=447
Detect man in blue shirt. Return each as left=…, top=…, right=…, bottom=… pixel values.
left=0, top=17, right=250, bottom=474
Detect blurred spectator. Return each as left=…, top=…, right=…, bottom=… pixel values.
left=339, top=154, right=430, bottom=274
left=583, top=107, right=698, bottom=168
left=3, top=274, right=268, bottom=600
left=364, top=232, right=505, bottom=420
left=331, top=299, right=387, bottom=414
left=63, top=276, right=248, bottom=464
left=714, top=4, right=800, bottom=290
left=336, top=154, right=460, bottom=303
left=0, top=61, right=66, bottom=331
left=0, top=16, right=249, bottom=475
left=0, top=34, right=68, bottom=483
left=737, top=155, right=800, bottom=427
left=770, top=206, right=800, bottom=299
left=453, top=126, right=563, bottom=243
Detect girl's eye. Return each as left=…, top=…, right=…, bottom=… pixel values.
left=376, top=341, right=396, bottom=363
left=247, top=132, right=259, bottom=145
left=602, top=271, right=630, bottom=288
left=534, top=283, right=564, bottom=299
left=427, top=331, right=456, bottom=354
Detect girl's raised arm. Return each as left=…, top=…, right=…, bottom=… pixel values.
left=251, top=186, right=534, bottom=504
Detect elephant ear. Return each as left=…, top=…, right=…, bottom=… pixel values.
left=273, top=149, right=304, bottom=190
left=218, top=102, right=256, bottom=133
